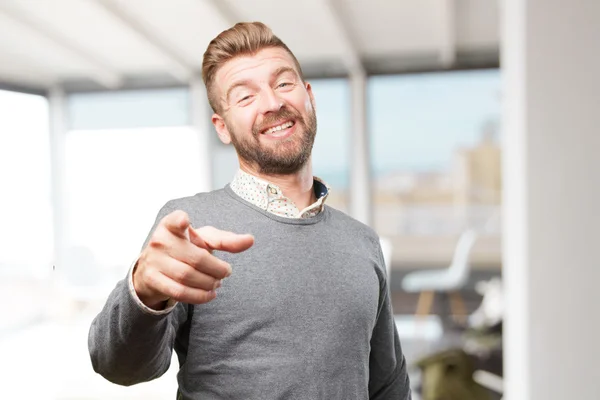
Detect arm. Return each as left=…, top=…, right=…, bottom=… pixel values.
left=368, top=251, right=412, bottom=399
left=88, top=202, right=254, bottom=386
left=88, top=202, right=187, bottom=386
left=88, top=275, right=189, bottom=386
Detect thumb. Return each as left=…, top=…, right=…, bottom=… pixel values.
left=191, top=226, right=254, bottom=253
left=162, top=210, right=191, bottom=239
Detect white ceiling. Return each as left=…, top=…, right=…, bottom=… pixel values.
left=0, top=0, right=499, bottom=93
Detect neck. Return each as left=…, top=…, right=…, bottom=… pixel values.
left=240, top=160, right=316, bottom=210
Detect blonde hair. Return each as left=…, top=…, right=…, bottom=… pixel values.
left=202, top=22, right=304, bottom=113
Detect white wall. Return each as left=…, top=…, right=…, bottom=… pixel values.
left=502, top=0, right=600, bottom=399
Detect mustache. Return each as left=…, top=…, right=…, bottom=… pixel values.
left=253, top=108, right=303, bottom=136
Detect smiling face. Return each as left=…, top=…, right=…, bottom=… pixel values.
left=211, top=47, right=317, bottom=175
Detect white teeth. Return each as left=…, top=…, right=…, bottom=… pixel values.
left=265, top=121, right=294, bottom=135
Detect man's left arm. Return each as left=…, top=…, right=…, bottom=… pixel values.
left=368, top=270, right=412, bottom=399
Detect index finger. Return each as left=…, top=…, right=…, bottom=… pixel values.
left=190, top=226, right=254, bottom=253
left=161, top=210, right=190, bottom=239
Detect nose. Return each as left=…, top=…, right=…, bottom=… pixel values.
left=258, top=86, right=283, bottom=114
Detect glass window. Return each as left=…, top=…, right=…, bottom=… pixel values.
left=0, top=88, right=193, bottom=399
left=68, top=88, right=189, bottom=130
left=0, top=90, right=52, bottom=277
left=310, top=79, right=350, bottom=212
left=64, top=126, right=203, bottom=273
left=63, top=88, right=198, bottom=276
left=368, top=69, right=501, bottom=267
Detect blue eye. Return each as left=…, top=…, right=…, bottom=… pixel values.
left=278, top=82, right=292, bottom=88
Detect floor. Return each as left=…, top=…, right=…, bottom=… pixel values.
left=2, top=269, right=502, bottom=399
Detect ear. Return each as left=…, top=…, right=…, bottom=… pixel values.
left=305, top=81, right=316, bottom=110
left=212, top=114, right=232, bottom=144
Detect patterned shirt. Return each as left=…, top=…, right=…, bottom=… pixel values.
left=229, top=170, right=330, bottom=219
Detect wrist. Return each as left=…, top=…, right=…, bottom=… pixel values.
left=132, top=260, right=169, bottom=310
left=138, top=295, right=169, bottom=311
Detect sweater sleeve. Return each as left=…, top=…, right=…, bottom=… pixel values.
left=368, top=248, right=412, bottom=399
left=88, top=201, right=188, bottom=386
left=88, top=277, right=189, bottom=386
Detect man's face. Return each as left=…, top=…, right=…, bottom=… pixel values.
left=211, top=47, right=317, bottom=175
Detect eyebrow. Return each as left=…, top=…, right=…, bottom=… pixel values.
left=225, top=66, right=299, bottom=104
left=272, top=66, right=299, bottom=80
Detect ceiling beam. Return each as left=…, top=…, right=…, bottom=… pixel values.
left=439, top=0, right=457, bottom=67
left=93, top=0, right=194, bottom=83
left=0, top=81, right=48, bottom=96
left=0, top=1, right=122, bottom=89
left=321, top=0, right=364, bottom=76
left=205, top=0, right=241, bottom=26
left=0, top=45, right=58, bottom=89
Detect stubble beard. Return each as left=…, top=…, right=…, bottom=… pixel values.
left=227, top=106, right=317, bottom=175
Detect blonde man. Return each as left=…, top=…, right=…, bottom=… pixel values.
left=89, top=22, right=411, bottom=400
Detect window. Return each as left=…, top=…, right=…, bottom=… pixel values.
left=310, top=79, right=350, bottom=212
left=63, top=88, right=202, bottom=274
left=368, top=70, right=501, bottom=267
left=64, top=127, right=203, bottom=271
left=0, top=90, right=52, bottom=277
left=68, top=88, right=189, bottom=130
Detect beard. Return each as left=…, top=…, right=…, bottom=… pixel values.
left=226, top=106, right=317, bottom=175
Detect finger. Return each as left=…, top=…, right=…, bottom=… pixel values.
left=157, top=239, right=232, bottom=279
left=188, top=225, right=211, bottom=251
left=192, top=226, right=255, bottom=253
left=152, top=270, right=217, bottom=305
left=162, top=256, right=224, bottom=290
left=184, top=243, right=232, bottom=278
left=151, top=232, right=232, bottom=279
left=161, top=210, right=190, bottom=239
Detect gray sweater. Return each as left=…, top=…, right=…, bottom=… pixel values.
left=89, top=186, right=411, bottom=399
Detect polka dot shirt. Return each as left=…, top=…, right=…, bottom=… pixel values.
left=229, top=170, right=330, bottom=219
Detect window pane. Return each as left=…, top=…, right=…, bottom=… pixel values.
left=68, top=88, right=190, bottom=130
left=308, top=79, right=350, bottom=212
left=211, top=143, right=239, bottom=190
left=0, top=90, right=52, bottom=277
left=64, top=127, right=203, bottom=272
left=369, top=70, right=501, bottom=267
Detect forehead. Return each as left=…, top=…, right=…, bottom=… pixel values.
left=215, top=47, right=300, bottom=90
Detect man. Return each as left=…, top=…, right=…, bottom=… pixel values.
left=89, top=22, right=411, bottom=400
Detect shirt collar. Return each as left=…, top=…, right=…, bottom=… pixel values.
left=229, top=169, right=330, bottom=219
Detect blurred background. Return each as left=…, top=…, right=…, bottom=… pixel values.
left=0, top=0, right=597, bottom=399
